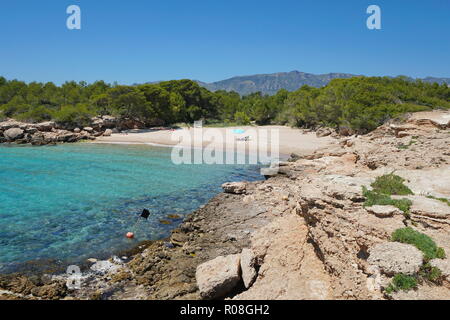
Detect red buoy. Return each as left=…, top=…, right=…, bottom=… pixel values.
left=126, top=232, right=134, bottom=239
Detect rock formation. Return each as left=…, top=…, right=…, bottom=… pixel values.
left=0, top=116, right=121, bottom=146
left=1, top=110, right=449, bottom=300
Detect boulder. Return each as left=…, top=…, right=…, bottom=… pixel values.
left=195, top=254, right=241, bottom=299
left=240, top=249, right=257, bottom=289
left=368, top=242, right=423, bottom=275
left=316, top=128, right=332, bottom=137
left=4, top=128, right=24, bottom=141
left=83, top=127, right=94, bottom=133
left=103, top=129, right=113, bottom=136
left=24, top=127, right=38, bottom=134
left=222, top=182, right=247, bottom=194
left=0, top=120, right=21, bottom=130
left=35, top=121, right=55, bottom=132
left=366, top=205, right=402, bottom=218
left=73, top=128, right=81, bottom=133
left=338, top=126, right=354, bottom=136
left=56, top=131, right=78, bottom=142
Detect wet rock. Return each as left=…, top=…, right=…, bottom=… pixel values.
left=222, top=182, right=247, bottom=194
left=368, top=242, right=423, bottom=276
left=195, top=254, right=241, bottom=299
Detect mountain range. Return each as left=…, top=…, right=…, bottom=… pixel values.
left=195, top=71, right=450, bottom=96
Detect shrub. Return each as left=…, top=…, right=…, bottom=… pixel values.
left=15, top=106, right=53, bottom=123
left=363, top=187, right=412, bottom=213
left=419, top=263, right=444, bottom=284
left=52, top=104, right=93, bottom=128
left=234, top=111, right=251, bottom=125
left=392, top=227, right=446, bottom=260
left=371, top=173, right=413, bottom=195
left=385, top=274, right=418, bottom=294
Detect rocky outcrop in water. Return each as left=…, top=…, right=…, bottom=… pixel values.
left=0, top=116, right=121, bottom=145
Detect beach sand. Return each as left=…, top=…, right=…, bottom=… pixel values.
left=93, top=125, right=335, bottom=157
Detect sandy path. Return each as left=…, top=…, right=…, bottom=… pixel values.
left=94, top=125, right=335, bottom=157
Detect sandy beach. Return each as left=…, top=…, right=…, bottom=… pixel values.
left=94, top=125, right=335, bottom=157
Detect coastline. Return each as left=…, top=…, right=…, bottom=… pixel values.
left=1, top=111, right=448, bottom=300
left=92, top=125, right=336, bottom=157
left=0, top=126, right=335, bottom=300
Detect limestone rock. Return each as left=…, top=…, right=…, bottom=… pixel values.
left=368, top=242, right=423, bottom=275
left=90, top=260, right=121, bottom=274
left=316, top=128, right=332, bottom=137
left=222, top=182, right=247, bottom=194
left=4, top=128, right=24, bottom=140
left=0, top=120, right=21, bottom=130
left=366, top=205, right=402, bottom=218
left=195, top=254, right=241, bottom=299
left=430, top=259, right=450, bottom=281
left=34, top=121, right=55, bottom=132
left=240, top=248, right=257, bottom=289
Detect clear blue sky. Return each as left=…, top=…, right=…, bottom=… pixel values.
left=0, top=0, right=449, bottom=84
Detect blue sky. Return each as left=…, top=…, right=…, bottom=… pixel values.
left=0, top=0, right=449, bottom=84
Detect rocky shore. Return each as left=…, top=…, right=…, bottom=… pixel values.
left=1, top=110, right=449, bottom=300
left=0, top=116, right=122, bottom=145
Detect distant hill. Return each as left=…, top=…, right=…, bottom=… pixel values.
left=195, top=71, right=450, bottom=95
left=421, top=77, right=450, bottom=85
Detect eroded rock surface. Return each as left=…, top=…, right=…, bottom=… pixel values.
left=196, top=254, right=241, bottom=299
left=368, top=242, right=423, bottom=275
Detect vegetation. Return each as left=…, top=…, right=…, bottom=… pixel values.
left=362, top=174, right=414, bottom=214
left=363, top=187, right=412, bottom=214
left=0, top=75, right=449, bottom=131
left=391, top=227, right=446, bottom=261
left=384, top=229, right=446, bottom=295
left=426, top=195, right=450, bottom=207
left=385, top=274, right=418, bottom=294
left=419, top=263, right=444, bottom=284
left=370, top=173, right=414, bottom=196
left=397, top=139, right=416, bottom=150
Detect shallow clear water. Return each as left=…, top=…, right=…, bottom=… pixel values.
left=0, top=143, right=262, bottom=273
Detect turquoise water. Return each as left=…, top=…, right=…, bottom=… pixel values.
left=0, top=143, right=262, bottom=273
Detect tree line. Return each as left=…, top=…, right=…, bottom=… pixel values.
left=0, top=75, right=448, bottom=133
